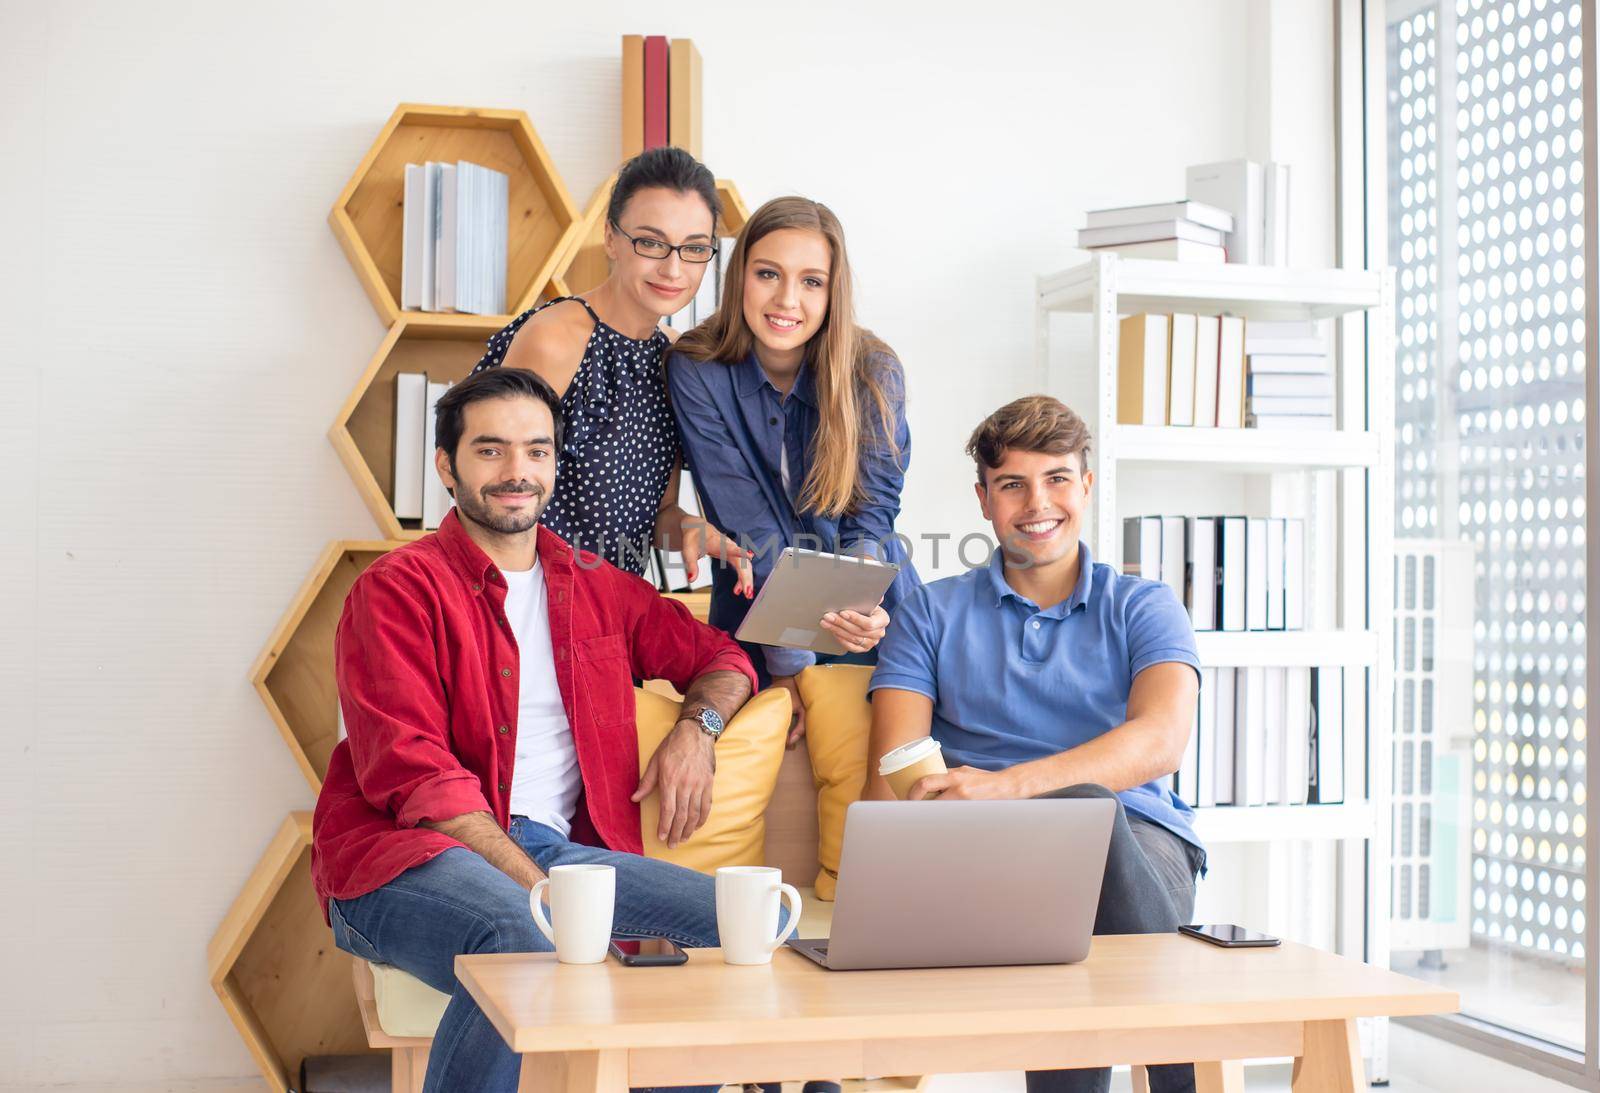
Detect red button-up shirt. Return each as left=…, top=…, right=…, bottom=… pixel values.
left=311, top=511, right=757, bottom=915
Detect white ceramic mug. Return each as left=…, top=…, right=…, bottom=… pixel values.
left=715, top=866, right=802, bottom=965
left=529, top=864, right=616, bottom=964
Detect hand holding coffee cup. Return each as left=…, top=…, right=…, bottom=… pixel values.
left=530, top=864, right=616, bottom=964
left=716, top=866, right=803, bottom=965
left=878, top=737, right=948, bottom=800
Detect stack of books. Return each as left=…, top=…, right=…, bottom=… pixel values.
left=401, top=160, right=509, bottom=315
left=622, top=36, right=702, bottom=155
left=1116, top=313, right=1247, bottom=427
left=1076, top=200, right=1233, bottom=264
left=392, top=373, right=456, bottom=530
left=1123, top=514, right=1307, bottom=633
left=1173, top=665, right=1346, bottom=807
left=1246, top=320, right=1335, bottom=430
left=1185, top=159, right=1293, bottom=265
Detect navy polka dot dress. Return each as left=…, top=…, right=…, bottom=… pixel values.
left=473, top=297, right=678, bottom=575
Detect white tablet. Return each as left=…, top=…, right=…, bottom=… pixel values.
left=735, top=547, right=900, bottom=655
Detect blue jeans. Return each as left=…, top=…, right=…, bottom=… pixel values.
left=328, top=817, right=723, bottom=1093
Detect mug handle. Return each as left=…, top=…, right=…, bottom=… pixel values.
left=529, top=879, right=556, bottom=946
left=766, top=883, right=803, bottom=952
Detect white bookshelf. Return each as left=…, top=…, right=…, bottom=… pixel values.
left=1034, top=251, right=1396, bottom=993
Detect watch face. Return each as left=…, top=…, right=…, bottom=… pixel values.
left=700, top=708, right=725, bottom=735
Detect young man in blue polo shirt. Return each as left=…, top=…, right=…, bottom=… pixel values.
left=865, top=395, right=1205, bottom=1093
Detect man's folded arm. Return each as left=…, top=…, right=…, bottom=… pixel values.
left=624, top=571, right=757, bottom=724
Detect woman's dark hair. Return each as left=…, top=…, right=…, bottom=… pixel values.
left=434, top=367, right=565, bottom=469
left=606, top=146, right=720, bottom=229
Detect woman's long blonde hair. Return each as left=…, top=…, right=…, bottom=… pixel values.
left=675, top=197, right=899, bottom=519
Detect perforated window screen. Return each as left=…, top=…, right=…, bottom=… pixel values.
left=1387, top=0, right=1588, bottom=960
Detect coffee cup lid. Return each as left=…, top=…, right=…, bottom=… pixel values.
left=878, top=736, right=941, bottom=775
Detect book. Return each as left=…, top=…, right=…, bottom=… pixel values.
left=1250, top=414, right=1336, bottom=431
left=669, top=39, right=703, bottom=157
left=1076, top=219, right=1226, bottom=249
left=1266, top=517, right=1286, bottom=631
left=1285, top=667, right=1312, bottom=805
left=1219, top=516, right=1247, bottom=632
left=435, top=164, right=459, bottom=311
left=1094, top=239, right=1225, bottom=264
left=643, top=36, right=669, bottom=149
left=1249, top=372, right=1335, bottom=397
left=1245, top=517, right=1269, bottom=631
left=1179, top=676, right=1203, bottom=806
left=1245, top=319, right=1326, bottom=356
left=1263, top=162, right=1291, bottom=265
left=1116, top=314, right=1170, bottom=425
left=1083, top=200, right=1234, bottom=233
left=1250, top=395, right=1336, bottom=417
left=1247, top=353, right=1333, bottom=374
left=1123, top=516, right=1163, bottom=581
left=1312, top=667, right=1345, bottom=803
left=1235, top=666, right=1268, bottom=805
left=621, top=35, right=645, bottom=159
left=454, top=161, right=509, bottom=315
left=1285, top=519, right=1306, bottom=630
left=424, top=162, right=443, bottom=311
left=1217, top=317, right=1246, bottom=428
left=402, top=164, right=425, bottom=310
left=1186, top=517, right=1218, bottom=632
left=1195, top=666, right=1218, bottom=806
left=422, top=381, right=452, bottom=529
left=1167, top=315, right=1198, bottom=426
left=1264, top=667, right=1286, bottom=804
left=1212, top=668, right=1236, bottom=805
left=1160, top=515, right=1186, bottom=604
left=393, top=372, right=428, bottom=521
left=1186, top=159, right=1264, bottom=264
left=1193, top=315, right=1221, bottom=428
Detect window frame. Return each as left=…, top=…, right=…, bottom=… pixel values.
left=1344, top=0, right=1600, bottom=1084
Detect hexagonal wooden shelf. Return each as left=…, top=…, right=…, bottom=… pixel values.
left=208, top=812, right=378, bottom=1090
left=329, top=103, right=582, bottom=328
left=251, top=541, right=401, bottom=793
left=552, top=176, right=753, bottom=297
left=329, top=315, right=507, bottom=542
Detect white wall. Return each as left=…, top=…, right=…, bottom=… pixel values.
left=0, top=0, right=1327, bottom=1084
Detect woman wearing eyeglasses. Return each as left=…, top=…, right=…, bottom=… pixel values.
left=667, top=197, right=921, bottom=744
left=473, top=146, right=752, bottom=588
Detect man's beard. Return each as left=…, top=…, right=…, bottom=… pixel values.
left=453, top=479, right=549, bottom=535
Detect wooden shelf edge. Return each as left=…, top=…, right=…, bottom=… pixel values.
left=206, top=812, right=315, bottom=983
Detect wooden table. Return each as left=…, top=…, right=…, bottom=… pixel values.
left=457, top=935, right=1458, bottom=1093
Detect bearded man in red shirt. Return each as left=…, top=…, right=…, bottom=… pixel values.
left=312, top=367, right=756, bottom=1093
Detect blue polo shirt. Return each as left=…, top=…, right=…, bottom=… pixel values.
left=868, top=541, right=1204, bottom=851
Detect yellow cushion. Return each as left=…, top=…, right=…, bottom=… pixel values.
left=795, top=665, right=875, bottom=900
left=635, top=685, right=792, bottom=874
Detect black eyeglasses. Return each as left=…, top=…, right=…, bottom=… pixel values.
left=610, top=220, right=718, bottom=264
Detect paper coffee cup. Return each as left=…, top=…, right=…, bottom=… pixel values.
left=879, top=737, right=947, bottom=800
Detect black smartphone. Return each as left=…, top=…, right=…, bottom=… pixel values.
left=1179, top=924, right=1282, bottom=948
left=608, top=938, right=690, bottom=967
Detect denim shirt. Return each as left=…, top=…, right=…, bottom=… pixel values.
left=665, top=347, right=921, bottom=676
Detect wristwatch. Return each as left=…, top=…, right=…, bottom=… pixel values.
left=682, top=705, right=725, bottom=740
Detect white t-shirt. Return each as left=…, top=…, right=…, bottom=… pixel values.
left=501, top=559, right=583, bottom=835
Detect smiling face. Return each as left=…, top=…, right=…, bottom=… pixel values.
left=741, top=228, right=832, bottom=366
left=436, top=395, right=558, bottom=537
left=976, top=447, right=1094, bottom=570
left=604, top=186, right=716, bottom=319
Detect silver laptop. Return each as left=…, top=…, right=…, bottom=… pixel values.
left=786, top=798, right=1116, bottom=971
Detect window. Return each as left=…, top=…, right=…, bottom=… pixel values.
left=1383, top=0, right=1589, bottom=1054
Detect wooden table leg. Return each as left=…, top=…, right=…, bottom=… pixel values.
left=517, top=1049, right=628, bottom=1092
left=1194, top=1059, right=1245, bottom=1093
left=1291, top=1018, right=1365, bottom=1093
